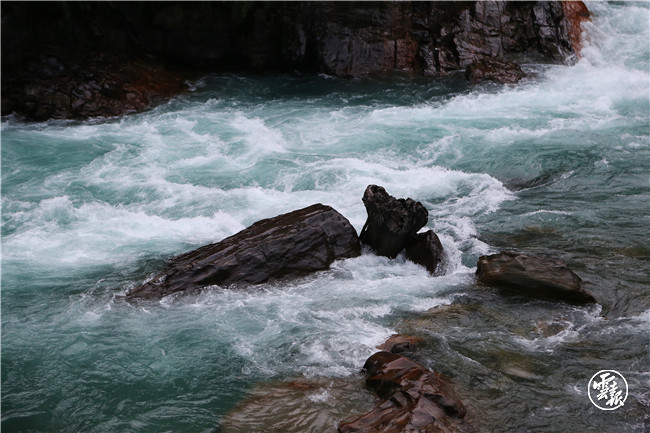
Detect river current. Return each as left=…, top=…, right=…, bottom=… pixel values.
left=2, top=2, right=649, bottom=432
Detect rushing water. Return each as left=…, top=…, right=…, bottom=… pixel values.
left=2, top=2, right=649, bottom=432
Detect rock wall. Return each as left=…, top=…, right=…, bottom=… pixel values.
left=1, top=1, right=589, bottom=120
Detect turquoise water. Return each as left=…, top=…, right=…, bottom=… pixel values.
left=2, top=2, right=649, bottom=432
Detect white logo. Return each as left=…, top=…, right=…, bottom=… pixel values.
left=588, top=370, right=628, bottom=410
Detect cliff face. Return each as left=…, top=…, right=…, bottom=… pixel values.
left=1, top=1, right=589, bottom=120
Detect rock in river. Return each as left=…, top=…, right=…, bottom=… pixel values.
left=339, top=351, right=475, bottom=433
left=476, top=251, right=597, bottom=304
left=404, top=230, right=445, bottom=275
left=127, top=204, right=360, bottom=299
left=359, top=185, right=428, bottom=259
left=464, top=57, right=527, bottom=84
left=376, top=334, right=425, bottom=354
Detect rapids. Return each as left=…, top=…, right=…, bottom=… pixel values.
left=2, top=2, right=648, bottom=432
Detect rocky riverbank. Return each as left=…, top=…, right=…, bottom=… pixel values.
left=2, top=1, right=589, bottom=121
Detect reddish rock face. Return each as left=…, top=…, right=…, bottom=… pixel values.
left=562, top=1, right=592, bottom=56
left=127, top=204, right=360, bottom=300
left=339, top=351, right=476, bottom=433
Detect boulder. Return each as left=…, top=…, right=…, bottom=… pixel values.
left=464, top=57, right=526, bottom=84
left=476, top=251, right=596, bottom=304
left=339, top=351, right=475, bottom=433
left=404, top=230, right=445, bottom=275
left=359, top=185, right=428, bottom=259
left=127, top=204, right=360, bottom=299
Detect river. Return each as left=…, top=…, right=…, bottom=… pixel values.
left=2, top=2, right=648, bottom=432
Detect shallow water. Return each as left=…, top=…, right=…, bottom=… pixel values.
left=2, top=2, right=649, bottom=432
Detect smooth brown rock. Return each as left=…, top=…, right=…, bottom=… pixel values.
left=127, top=204, right=360, bottom=299
left=339, top=351, right=475, bottom=433
left=359, top=185, right=428, bottom=259
left=404, top=230, right=445, bottom=275
left=376, top=334, right=425, bottom=354
left=476, top=251, right=596, bottom=304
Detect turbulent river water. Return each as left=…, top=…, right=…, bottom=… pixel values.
left=2, top=2, right=649, bottom=432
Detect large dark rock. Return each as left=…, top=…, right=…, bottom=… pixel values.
left=464, top=57, right=527, bottom=84
left=127, top=204, right=360, bottom=299
left=476, top=251, right=596, bottom=304
left=404, top=230, right=445, bottom=275
left=359, top=185, right=428, bottom=259
left=339, top=351, right=475, bottom=433
left=2, top=2, right=589, bottom=120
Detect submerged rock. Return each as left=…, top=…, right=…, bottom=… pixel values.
left=127, top=204, right=360, bottom=299
left=359, top=185, right=428, bottom=259
left=476, top=251, right=596, bottom=304
left=222, top=377, right=374, bottom=433
left=464, top=57, right=526, bottom=84
left=339, top=351, right=475, bottom=433
left=404, top=230, right=445, bottom=275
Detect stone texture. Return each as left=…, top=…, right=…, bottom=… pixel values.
left=127, top=204, right=360, bottom=299
left=464, top=57, right=527, bottom=84
left=561, top=1, right=592, bottom=56
left=359, top=185, right=428, bottom=259
left=476, top=251, right=597, bottom=304
left=376, top=334, right=425, bottom=354
left=339, top=351, right=475, bottom=433
left=1, top=49, right=187, bottom=121
left=404, top=230, right=445, bottom=275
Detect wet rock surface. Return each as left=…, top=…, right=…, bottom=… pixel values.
left=127, top=204, right=360, bottom=299
left=404, top=230, right=445, bottom=275
left=359, top=185, right=429, bottom=259
left=464, top=57, right=527, bottom=84
left=476, top=251, right=597, bottom=304
left=561, top=1, right=592, bottom=55
left=339, top=351, right=475, bottom=433
left=376, top=334, right=425, bottom=354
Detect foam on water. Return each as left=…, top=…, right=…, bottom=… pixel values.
left=2, top=2, right=649, bottom=432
